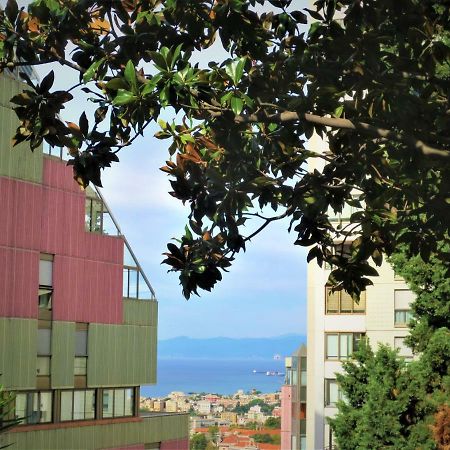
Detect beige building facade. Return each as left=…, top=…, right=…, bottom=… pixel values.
left=305, top=135, right=415, bottom=450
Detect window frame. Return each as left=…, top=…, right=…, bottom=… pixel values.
left=14, top=391, right=53, bottom=425
left=325, top=287, right=366, bottom=314
left=324, top=379, right=343, bottom=407
left=60, top=389, right=96, bottom=422
left=325, top=332, right=365, bottom=361
left=39, top=255, right=53, bottom=314
left=394, top=309, right=413, bottom=327
left=101, top=388, right=135, bottom=419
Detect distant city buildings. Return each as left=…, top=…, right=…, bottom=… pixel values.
left=0, top=72, right=188, bottom=449
left=281, top=345, right=307, bottom=450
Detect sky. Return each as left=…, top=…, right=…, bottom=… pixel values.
left=17, top=1, right=309, bottom=340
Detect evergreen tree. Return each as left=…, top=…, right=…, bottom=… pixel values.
left=330, top=247, right=450, bottom=449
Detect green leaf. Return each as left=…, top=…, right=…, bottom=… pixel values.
left=170, top=43, right=183, bottom=70
left=334, top=105, right=344, bottom=118
left=149, top=51, right=168, bottom=71
left=124, top=60, right=137, bottom=92
left=83, top=58, right=105, bottom=83
left=105, top=78, right=128, bottom=91
left=231, top=96, right=244, bottom=115
left=141, top=74, right=162, bottom=96
left=225, top=57, right=246, bottom=85
left=112, top=89, right=137, bottom=106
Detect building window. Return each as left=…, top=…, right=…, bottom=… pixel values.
left=60, top=390, right=95, bottom=421
left=85, top=195, right=119, bottom=235
left=37, top=328, right=51, bottom=377
left=37, top=329, right=51, bottom=356
left=394, top=290, right=415, bottom=327
left=85, top=197, right=103, bottom=233
left=325, top=379, right=343, bottom=406
left=326, top=287, right=366, bottom=314
left=15, top=391, right=52, bottom=424
left=102, top=388, right=135, bottom=418
left=39, top=256, right=53, bottom=311
left=394, top=337, right=413, bottom=359
left=75, top=325, right=88, bottom=376
left=325, top=333, right=365, bottom=360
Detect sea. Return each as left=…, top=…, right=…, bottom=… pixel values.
left=141, top=358, right=286, bottom=398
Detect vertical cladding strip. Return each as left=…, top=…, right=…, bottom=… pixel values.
left=0, top=75, right=43, bottom=184
left=52, top=321, right=75, bottom=388
left=0, top=177, right=43, bottom=251
left=281, top=385, right=293, bottom=450
left=123, top=300, right=158, bottom=327
left=53, top=256, right=123, bottom=324
left=0, top=246, right=38, bottom=318
left=88, top=323, right=155, bottom=387
left=42, top=156, right=80, bottom=193
left=0, top=318, right=37, bottom=389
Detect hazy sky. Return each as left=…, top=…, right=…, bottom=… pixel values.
left=22, top=1, right=309, bottom=339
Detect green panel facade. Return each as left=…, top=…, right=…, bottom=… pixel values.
left=4, top=413, right=188, bottom=450
left=0, top=74, right=43, bottom=183
left=51, top=321, right=75, bottom=388
left=0, top=318, right=37, bottom=389
left=123, top=299, right=158, bottom=327
left=87, top=323, right=156, bottom=387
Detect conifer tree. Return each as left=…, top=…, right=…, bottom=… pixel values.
left=330, top=247, right=450, bottom=449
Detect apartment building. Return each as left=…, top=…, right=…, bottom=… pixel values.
left=280, top=345, right=307, bottom=450
left=305, top=135, right=415, bottom=450
left=0, top=73, right=188, bottom=449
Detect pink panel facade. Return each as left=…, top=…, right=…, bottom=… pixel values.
left=0, top=247, right=38, bottom=318
left=103, top=445, right=145, bottom=450
left=53, top=255, right=122, bottom=323
left=0, top=178, right=43, bottom=251
left=0, top=156, right=124, bottom=323
left=281, top=385, right=293, bottom=450
left=160, top=438, right=189, bottom=450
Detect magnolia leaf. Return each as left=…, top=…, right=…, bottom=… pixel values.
left=124, top=60, right=137, bottom=92
left=112, top=89, right=137, bottom=106
left=230, top=96, right=243, bottom=115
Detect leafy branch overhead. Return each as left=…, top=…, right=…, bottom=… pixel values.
left=0, top=0, right=449, bottom=298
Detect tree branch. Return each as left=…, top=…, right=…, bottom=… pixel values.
left=232, top=111, right=450, bottom=160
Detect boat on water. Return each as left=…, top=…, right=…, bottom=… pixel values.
left=265, top=371, right=285, bottom=376
left=252, top=369, right=285, bottom=376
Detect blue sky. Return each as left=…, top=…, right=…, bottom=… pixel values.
left=100, top=133, right=308, bottom=339
left=25, top=2, right=309, bottom=340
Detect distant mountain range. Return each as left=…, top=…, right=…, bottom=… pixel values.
left=158, top=334, right=306, bottom=360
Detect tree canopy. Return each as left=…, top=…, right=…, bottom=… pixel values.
left=0, top=0, right=449, bottom=298
left=329, top=245, right=450, bottom=449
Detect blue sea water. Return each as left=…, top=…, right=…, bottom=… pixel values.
left=141, top=358, right=286, bottom=398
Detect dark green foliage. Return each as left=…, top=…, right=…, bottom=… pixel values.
left=330, top=246, right=450, bottom=449
left=253, top=433, right=273, bottom=443
left=190, top=433, right=207, bottom=450
left=0, top=0, right=449, bottom=298
left=264, top=416, right=281, bottom=429
left=233, top=399, right=274, bottom=415
left=0, top=387, right=20, bottom=449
